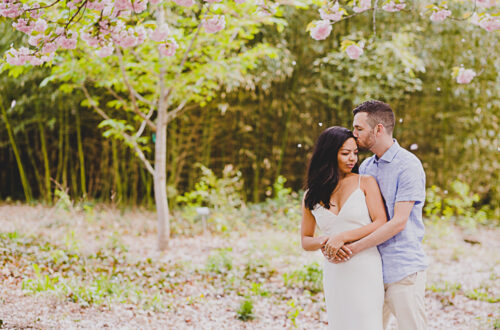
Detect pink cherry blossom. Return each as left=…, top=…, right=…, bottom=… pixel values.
left=203, top=15, right=225, bottom=33
left=345, top=44, right=363, bottom=59
left=34, top=18, right=48, bottom=32
left=131, top=0, right=148, bottom=13
left=30, top=57, right=45, bottom=65
left=12, top=19, right=33, bottom=34
left=5, top=47, right=31, bottom=66
left=430, top=9, right=451, bottom=22
left=319, top=2, right=343, bottom=22
left=57, top=34, right=78, bottom=49
left=0, top=2, right=23, bottom=18
left=382, top=1, right=406, bottom=12
left=28, top=34, right=44, bottom=46
left=96, top=44, right=114, bottom=57
left=159, top=39, right=179, bottom=56
left=479, top=16, right=500, bottom=31
left=172, top=0, right=196, bottom=6
left=81, top=31, right=101, bottom=47
left=87, top=0, right=107, bottom=11
left=234, top=0, right=246, bottom=3
left=114, top=0, right=132, bottom=11
left=477, top=0, right=497, bottom=8
left=456, top=68, right=476, bottom=84
left=353, top=0, right=371, bottom=13
left=149, top=24, right=170, bottom=42
left=310, top=20, right=332, bottom=40
left=42, top=42, right=58, bottom=54
left=149, top=0, right=162, bottom=4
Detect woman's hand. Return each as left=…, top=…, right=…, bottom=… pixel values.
left=323, top=234, right=345, bottom=258
left=317, top=235, right=329, bottom=247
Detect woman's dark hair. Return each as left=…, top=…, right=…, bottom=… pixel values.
left=304, top=126, right=358, bottom=210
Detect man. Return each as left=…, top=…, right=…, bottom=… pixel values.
left=325, top=100, right=428, bottom=330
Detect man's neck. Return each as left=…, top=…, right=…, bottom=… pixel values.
left=372, top=136, right=394, bottom=159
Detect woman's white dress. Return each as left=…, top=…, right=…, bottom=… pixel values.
left=311, top=176, right=384, bottom=330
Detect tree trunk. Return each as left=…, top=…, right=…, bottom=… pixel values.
left=155, top=103, right=169, bottom=250
left=155, top=6, right=170, bottom=251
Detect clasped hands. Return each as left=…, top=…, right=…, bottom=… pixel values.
left=319, top=235, right=353, bottom=263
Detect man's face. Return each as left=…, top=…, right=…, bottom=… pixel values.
left=353, top=112, right=376, bottom=151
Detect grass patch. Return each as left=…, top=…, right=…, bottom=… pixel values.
left=283, top=262, right=323, bottom=294
left=465, top=288, right=500, bottom=303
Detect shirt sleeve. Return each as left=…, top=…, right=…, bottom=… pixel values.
left=395, top=161, right=426, bottom=204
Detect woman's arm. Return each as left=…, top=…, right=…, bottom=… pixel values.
left=301, top=196, right=328, bottom=251
left=324, top=175, right=387, bottom=255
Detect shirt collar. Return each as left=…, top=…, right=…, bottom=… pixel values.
left=375, top=139, right=400, bottom=163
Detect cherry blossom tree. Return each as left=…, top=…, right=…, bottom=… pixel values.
left=0, top=0, right=281, bottom=250
left=308, top=0, right=500, bottom=84
left=1, top=0, right=499, bottom=250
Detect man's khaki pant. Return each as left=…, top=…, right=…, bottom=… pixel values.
left=383, top=271, right=427, bottom=330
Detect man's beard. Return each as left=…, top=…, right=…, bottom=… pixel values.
left=356, top=136, right=375, bottom=151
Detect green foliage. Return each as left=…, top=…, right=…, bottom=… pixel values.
left=236, top=296, right=255, bottom=321
left=283, top=262, right=323, bottom=294
left=205, top=248, right=233, bottom=274
left=249, top=282, right=270, bottom=297
left=272, top=175, right=293, bottom=201
left=287, top=298, right=303, bottom=328
left=465, top=288, right=499, bottom=304
left=427, top=281, right=463, bottom=307
left=424, top=180, right=494, bottom=228
left=176, top=164, right=244, bottom=210
left=22, top=264, right=61, bottom=293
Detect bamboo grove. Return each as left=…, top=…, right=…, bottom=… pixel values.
left=0, top=7, right=499, bottom=211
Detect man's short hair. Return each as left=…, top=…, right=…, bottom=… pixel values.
left=352, top=100, right=395, bottom=134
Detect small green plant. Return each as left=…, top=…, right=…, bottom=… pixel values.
left=63, top=230, right=80, bottom=252
left=427, top=281, right=462, bottom=294
left=465, top=288, right=500, bottom=303
left=236, top=296, right=255, bottom=321
left=249, top=282, right=270, bottom=297
left=106, top=231, right=128, bottom=252
left=54, top=188, right=73, bottom=211
left=287, top=298, right=303, bottom=328
left=283, top=262, right=323, bottom=294
left=205, top=248, right=233, bottom=274
left=22, top=264, right=60, bottom=293
left=427, top=281, right=462, bottom=306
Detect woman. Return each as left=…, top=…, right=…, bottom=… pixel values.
left=301, top=126, right=387, bottom=330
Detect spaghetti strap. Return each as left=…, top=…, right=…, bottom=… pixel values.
left=358, top=174, right=362, bottom=189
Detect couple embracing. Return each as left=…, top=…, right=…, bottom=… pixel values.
left=301, top=100, right=427, bottom=330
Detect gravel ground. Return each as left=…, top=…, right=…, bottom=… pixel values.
left=0, top=204, right=498, bottom=329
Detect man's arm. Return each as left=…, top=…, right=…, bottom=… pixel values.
left=337, top=201, right=415, bottom=259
